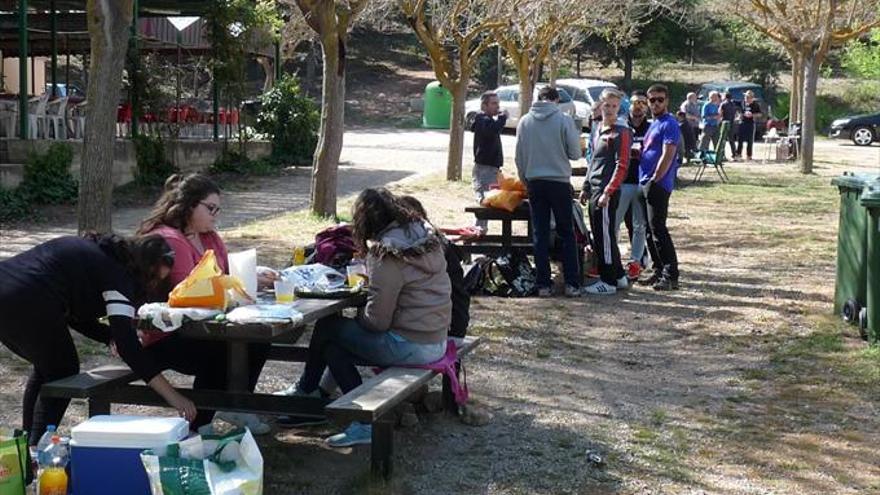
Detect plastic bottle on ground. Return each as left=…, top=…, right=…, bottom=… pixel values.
left=37, top=436, right=68, bottom=495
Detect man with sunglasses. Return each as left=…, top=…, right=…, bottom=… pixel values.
left=639, top=84, right=680, bottom=290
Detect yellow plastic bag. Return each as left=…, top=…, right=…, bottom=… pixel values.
left=482, top=189, right=525, bottom=212
left=168, top=250, right=252, bottom=310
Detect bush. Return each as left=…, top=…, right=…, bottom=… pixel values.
left=0, top=187, right=30, bottom=222
left=775, top=92, right=858, bottom=132
left=133, top=135, right=178, bottom=187
left=20, top=143, right=77, bottom=204
left=255, top=76, right=319, bottom=166
left=210, top=149, right=280, bottom=176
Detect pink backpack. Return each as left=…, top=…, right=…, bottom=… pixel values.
left=403, top=339, right=469, bottom=406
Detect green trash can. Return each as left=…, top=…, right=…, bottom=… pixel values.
left=832, top=173, right=876, bottom=328
left=860, top=178, right=880, bottom=342
left=422, top=81, right=452, bottom=129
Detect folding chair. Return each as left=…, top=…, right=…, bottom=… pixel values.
left=693, top=121, right=730, bottom=184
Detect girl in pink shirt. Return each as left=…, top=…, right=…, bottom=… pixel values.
left=137, top=173, right=270, bottom=434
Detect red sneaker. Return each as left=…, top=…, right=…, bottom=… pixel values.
left=626, top=261, right=642, bottom=280
left=587, top=266, right=600, bottom=278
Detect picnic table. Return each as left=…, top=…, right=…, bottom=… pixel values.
left=43, top=292, right=481, bottom=478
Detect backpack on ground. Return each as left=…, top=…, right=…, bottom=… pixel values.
left=464, top=250, right=537, bottom=298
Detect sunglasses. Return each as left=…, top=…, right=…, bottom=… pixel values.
left=200, top=201, right=221, bottom=216
left=648, top=97, right=666, bottom=104
left=161, top=250, right=177, bottom=267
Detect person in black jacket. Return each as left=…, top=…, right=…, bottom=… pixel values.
left=399, top=195, right=469, bottom=338
left=471, top=91, right=507, bottom=232
left=0, top=234, right=197, bottom=445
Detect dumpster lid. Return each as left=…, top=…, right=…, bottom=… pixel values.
left=832, top=172, right=879, bottom=190
left=861, top=178, right=880, bottom=207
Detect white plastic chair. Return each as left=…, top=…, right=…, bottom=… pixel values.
left=0, top=101, right=16, bottom=137
left=27, top=93, right=50, bottom=139
left=69, top=101, right=87, bottom=139
left=44, top=97, right=69, bottom=139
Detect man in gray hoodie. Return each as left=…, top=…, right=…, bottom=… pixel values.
left=515, top=86, right=583, bottom=297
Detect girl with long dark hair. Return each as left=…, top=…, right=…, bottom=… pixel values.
left=285, top=188, right=452, bottom=447
left=138, top=173, right=271, bottom=434
left=0, top=234, right=197, bottom=445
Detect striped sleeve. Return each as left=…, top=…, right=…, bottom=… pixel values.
left=604, top=127, right=631, bottom=196
left=103, top=290, right=136, bottom=318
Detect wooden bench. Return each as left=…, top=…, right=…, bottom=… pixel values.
left=325, top=336, right=481, bottom=479
left=41, top=365, right=137, bottom=416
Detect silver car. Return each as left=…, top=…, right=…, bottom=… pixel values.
left=465, top=84, right=578, bottom=131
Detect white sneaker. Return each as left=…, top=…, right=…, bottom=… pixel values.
left=616, top=276, right=629, bottom=290
left=214, top=411, right=271, bottom=435
left=583, top=281, right=617, bottom=295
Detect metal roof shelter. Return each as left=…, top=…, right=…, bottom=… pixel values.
left=1, top=0, right=281, bottom=140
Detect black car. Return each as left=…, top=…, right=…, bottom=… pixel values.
left=830, top=113, right=880, bottom=146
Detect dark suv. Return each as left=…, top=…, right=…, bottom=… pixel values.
left=698, top=81, right=769, bottom=139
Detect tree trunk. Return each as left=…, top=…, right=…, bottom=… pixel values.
left=800, top=52, right=820, bottom=175
left=496, top=45, right=503, bottom=88
left=446, top=81, right=467, bottom=181
left=310, top=32, right=345, bottom=217
left=789, top=50, right=803, bottom=125
left=77, top=0, right=133, bottom=234
left=622, top=48, right=634, bottom=92
left=548, top=57, right=558, bottom=88
left=514, top=55, right=534, bottom=116
left=576, top=52, right=581, bottom=77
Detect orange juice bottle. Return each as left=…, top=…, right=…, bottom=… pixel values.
left=37, top=436, right=68, bottom=495
left=38, top=467, right=67, bottom=495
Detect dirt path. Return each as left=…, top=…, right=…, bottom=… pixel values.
left=0, top=128, right=452, bottom=259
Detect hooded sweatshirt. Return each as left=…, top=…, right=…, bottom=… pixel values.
left=514, top=101, right=582, bottom=184
left=358, top=221, right=451, bottom=345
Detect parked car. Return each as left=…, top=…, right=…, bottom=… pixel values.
left=698, top=81, right=769, bottom=138
left=556, top=78, right=629, bottom=125
left=830, top=113, right=880, bottom=146
left=464, top=84, right=578, bottom=131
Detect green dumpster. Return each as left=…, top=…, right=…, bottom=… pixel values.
left=861, top=179, right=880, bottom=342
left=422, top=81, right=452, bottom=129
left=832, top=173, right=875, bottom=327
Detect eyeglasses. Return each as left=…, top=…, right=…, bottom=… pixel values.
left=648, top=97, right=666, bottom=104
left=200, top=201, right=221, bottom=216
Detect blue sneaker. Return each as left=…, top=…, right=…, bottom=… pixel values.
left=326, top=422, right=372, bottom=448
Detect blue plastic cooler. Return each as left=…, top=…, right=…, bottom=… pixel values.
left=70, top=415, right=188, bottom=495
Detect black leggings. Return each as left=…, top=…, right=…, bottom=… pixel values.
left=0, top=317, right=268, bottom=444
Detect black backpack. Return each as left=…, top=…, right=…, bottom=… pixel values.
left=464, top=250, right=537, bottom=298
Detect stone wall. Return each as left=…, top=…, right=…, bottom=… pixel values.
left=2, top=139, right=272, bottom=188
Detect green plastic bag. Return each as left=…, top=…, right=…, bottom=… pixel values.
left=141, top=429, right=263, bottom=495
left=0, top=431, right=28, bottom=495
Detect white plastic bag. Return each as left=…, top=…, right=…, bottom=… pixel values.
left=280, top=264, right=346, bottom=291
left=137, top=303, right=223, bottom=332
left=225, top=304, right=304, bottom=325
left=141, top=429, right=263, bottom=495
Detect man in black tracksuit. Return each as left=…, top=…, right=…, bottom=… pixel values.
left=579, top=89, right=632, bottom=295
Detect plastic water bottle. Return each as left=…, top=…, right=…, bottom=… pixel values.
left=34, top=425, right=56, bottom=467
left=37, top=436, right=68, bottom=495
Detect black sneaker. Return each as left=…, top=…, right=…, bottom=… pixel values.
left=640, top=272, right=661, bottom=286
left=277, top=415, right=329, bottom=428
left=652, top=277, right=679, bottom=291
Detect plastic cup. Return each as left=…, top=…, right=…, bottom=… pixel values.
left=346, top=263, right=367, bottom=288
left=274, top=279, right=295, bottom=303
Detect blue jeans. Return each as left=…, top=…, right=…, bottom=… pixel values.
left=527, top=179, right=580, bottom=289
left=298, top=315, right=446, bottom=394
left=615, top=183, right=647, bottom=263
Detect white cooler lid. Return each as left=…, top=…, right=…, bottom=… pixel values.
left=71, top=415, right=189, bottom=449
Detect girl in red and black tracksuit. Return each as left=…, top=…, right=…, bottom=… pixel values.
left=0, top=234, right=198, bottom=445
left=581, top=94, right=632, bottom=293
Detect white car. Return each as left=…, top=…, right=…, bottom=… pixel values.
left=555, top=78, right=630, bottom=124
left=464, top=84, right=578, bottom=131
